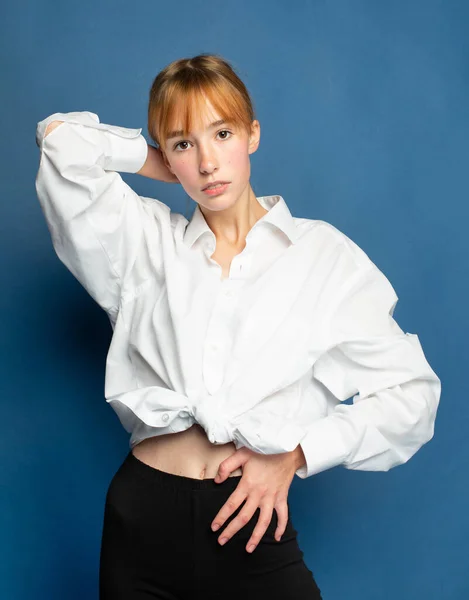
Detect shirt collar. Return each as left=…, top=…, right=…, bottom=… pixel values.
left=183, top=194, right=298, bottom=248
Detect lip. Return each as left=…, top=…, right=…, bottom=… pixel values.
left=202, top=182, right=230, bottom=196
left=202, top=180, right=230, bottom=191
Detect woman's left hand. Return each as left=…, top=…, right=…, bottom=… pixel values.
left=211, top=446, right=302, bottom=553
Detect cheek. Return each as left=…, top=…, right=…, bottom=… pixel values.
left=227, top=147, right=250, bottom=172
left=173, top=160, right=193, bottom=180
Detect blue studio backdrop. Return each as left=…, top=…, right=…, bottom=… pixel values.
left=2, top=1, right=467, bottom=599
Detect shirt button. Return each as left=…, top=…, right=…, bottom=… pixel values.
left=210, top=343, right=218, bottom=352
left=223, top=289, right=234, bottom=297
left=162, top=413, right=169, bottom=422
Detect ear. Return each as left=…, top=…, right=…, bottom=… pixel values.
left=160, top=146, right=175, bottom=173
left=248, top=120, right=261, bottom=155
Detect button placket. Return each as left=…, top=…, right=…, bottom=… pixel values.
left=203, top=312, right=231, bottom=394
left=202, top=275, right=241, bottom=394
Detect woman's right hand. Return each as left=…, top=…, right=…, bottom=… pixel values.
left=137, top=144, right=180, bottom=184
left=44, top=120, right=64, bottom=137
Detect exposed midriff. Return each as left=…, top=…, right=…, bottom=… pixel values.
left=131, top=423, right=242, bottom=479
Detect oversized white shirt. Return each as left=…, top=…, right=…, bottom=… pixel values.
left=34, top=111, right=441, bottom=479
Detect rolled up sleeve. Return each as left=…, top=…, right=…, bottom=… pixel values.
left=34, top=111, right=156, bottom=315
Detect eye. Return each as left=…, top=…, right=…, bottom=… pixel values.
left=173, top=140, right=190, bottom=151
left=173, top=129, right=233, bottom=152
left=217, top=129, right=233, bottom=140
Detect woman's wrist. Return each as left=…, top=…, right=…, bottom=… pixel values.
left=293, top=444, right=306, bottom=470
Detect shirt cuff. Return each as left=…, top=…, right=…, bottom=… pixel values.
left=295, top=415, right=351, bottom=479
left=36, top=110, right=149, bottom=174
left=104, top=126, right=149, bottom=174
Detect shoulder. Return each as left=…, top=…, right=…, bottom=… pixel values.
left=139, top=195, right=172, bottom=215
left=292, top=216, right=374, bottom=271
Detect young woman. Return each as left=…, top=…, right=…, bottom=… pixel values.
left=35, top=53, right=441, bottom=599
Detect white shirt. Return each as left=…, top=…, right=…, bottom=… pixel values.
left=35, top=111, right=441, bottom=479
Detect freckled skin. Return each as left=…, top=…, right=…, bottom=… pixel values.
left=161, top=95, right=262, bottom=247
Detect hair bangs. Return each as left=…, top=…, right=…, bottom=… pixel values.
left=148, top=54, right=255, bottom=150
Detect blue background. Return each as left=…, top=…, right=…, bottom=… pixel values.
left=2, top=0, right=467, bottom=598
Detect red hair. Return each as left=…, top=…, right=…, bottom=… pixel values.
left=147, top=53, right=256, bottom=150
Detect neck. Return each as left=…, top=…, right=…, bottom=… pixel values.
left=198, top=184, right=268, bottom=247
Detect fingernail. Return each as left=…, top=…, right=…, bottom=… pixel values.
left=248, top=544, right=255, bottom=553
left=212, top=523, right=220, bottom=531
left=219, top=537, right=228, bottom=546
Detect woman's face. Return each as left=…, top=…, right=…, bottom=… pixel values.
left=161, top=97, right=260, bottom=210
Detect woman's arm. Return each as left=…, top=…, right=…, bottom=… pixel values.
left=297, top=262, right=441, bottom=478
left=35, top=111, right=170, bottom=316
left=136, top=144, right=180, bottom=183
left=45, top=120, right=179, bottom=184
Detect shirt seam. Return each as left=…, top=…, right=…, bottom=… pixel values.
left=84, top=211, right=122, bottom=314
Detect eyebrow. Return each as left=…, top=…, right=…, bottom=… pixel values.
left=166, top=119, right=228, bottom=140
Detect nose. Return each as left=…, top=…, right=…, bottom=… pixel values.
left=198, top=143, right=218, bottom=174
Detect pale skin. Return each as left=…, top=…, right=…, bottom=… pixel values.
left=43, top=110, right=307, bottom=554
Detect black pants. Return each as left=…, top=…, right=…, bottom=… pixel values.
left=99, top=451, right=323, bottom=599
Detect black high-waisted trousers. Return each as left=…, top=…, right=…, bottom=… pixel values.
left=99, top=450, right=323, bottom=599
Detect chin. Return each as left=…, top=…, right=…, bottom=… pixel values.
left=199, top=195, right=239, bottom=212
